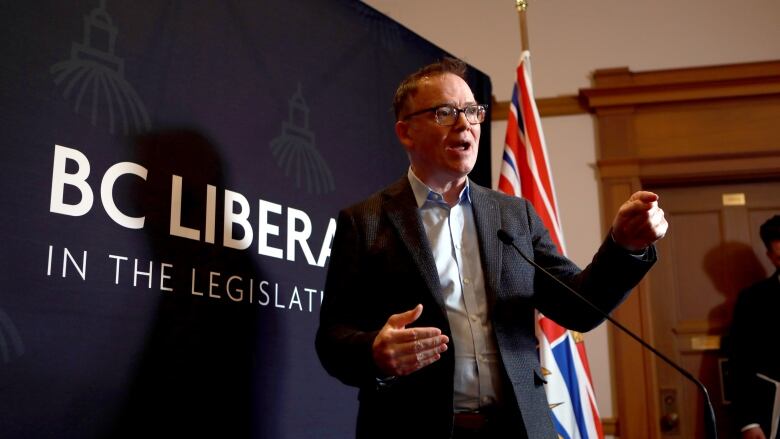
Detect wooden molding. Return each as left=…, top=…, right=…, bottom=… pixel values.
left=492, top=60, right=780, bottom=121
left=490, top=97, right=510, bottom=121
left=588, top=60, right=780, bottom=88
left=491, top=94, right=587, bottom=120
left=580, top=60, right=780, bottom=110
left=597, top=151, right=780, bottom=184
left=539, top=95, right=589, bottom=116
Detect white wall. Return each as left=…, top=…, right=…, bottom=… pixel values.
left=363, top=0, right=780, bottom=422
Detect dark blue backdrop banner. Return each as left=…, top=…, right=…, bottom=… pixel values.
left=0, top=1, right=492, bottom=437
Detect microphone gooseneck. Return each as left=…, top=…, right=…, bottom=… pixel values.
left=497, top=229, right=718, bottom=439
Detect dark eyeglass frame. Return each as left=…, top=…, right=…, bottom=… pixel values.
left=402, top=104, right=488, bottom=126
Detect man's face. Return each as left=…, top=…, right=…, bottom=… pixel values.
left=395, top=73, right=480, bottom=188
left=767, top=240, right=780, bottom=269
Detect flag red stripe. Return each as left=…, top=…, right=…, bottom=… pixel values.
left=516, top=66, right=557, bottom=221
left=497, top=174, right=516, bottom=196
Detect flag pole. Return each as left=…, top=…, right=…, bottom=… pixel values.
left=516, top=0, right=530, bottom=52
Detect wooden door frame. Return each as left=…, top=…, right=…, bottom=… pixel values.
left=579, top=60, right=780, bottom=438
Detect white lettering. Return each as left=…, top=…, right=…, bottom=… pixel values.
left=226, top=275, right=243, bottom=302
left=316, top=218, right=337, bottom=267
left=205, top=184, right=216, bottom=244
left=191, top=268, right=204, bottom=296
left=62, top=247, right=87, bottom=280
left=274, top=283, right=284, bottom=309
left=108, top=254, right=128, bottom=284
left=209, top=271, right=221, bottom=299
left=289, top=286, right=302, bottom=311
left=258, top=200, right=283, bottom=259
left=170, top=175, right=200, bottom=241
left=47, top=245, right=53, bottom=276
left=50, top=144, right=94, bottom=217
left=258, top=280, right=270, bottom=305
left=286, top=207, right=316, bottom=265
left=305, top=288, right=318, bottom=312
left=134, top=259, right=153, bottom=288
left=160, top=262, right=173, bottom=292
left=101, top=162, right=147, bottom=229
left=224, top=190, right=252, bottom=250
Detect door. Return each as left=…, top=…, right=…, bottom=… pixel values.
left=646, top=180, right=780, bottom=439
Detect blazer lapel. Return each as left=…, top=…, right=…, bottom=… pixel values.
left=470, top=183, right=502, bottom=305
left=383, top=177, right=447, bottom=315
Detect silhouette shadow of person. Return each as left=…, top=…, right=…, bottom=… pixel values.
left=701, top=241, right=766, bottom=438
left=109, top=129, right=281, bottom=438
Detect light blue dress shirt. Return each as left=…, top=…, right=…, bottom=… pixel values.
left=407, top=168, right=503, bottom=411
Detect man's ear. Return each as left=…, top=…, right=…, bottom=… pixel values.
left=395, top=120, right=414, bottom=150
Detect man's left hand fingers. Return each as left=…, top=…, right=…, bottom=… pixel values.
left=404, top=335, right=448, bottom=354
left=398, top=348, right=445, bottom=374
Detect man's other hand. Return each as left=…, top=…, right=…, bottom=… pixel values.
left=372, top=304, right=449, bottom=377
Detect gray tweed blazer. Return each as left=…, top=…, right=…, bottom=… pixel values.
left=316, top=176, right=656, bottom=439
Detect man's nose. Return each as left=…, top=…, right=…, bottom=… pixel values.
left=452, top=110, right=470, bottom=130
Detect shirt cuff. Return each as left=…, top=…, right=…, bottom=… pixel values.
left=741, top=424, right=761, bottom=433
left=609, top=229, right=649, bottom=257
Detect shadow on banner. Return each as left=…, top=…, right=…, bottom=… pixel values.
left=108, top=130, right=281, bottom=438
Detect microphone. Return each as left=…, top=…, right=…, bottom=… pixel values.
left=497, top=229, right=718, bottom=439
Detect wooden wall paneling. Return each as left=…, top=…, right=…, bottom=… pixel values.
left=581, top=59, right=780, bottom=438
left=632, top=96, right=780, bottom=159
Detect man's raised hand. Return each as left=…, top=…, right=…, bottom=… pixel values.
left=611, top=191, right=668, bottom=252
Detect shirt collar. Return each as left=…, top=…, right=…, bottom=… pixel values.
left=407, top=167, right=471, bottom=208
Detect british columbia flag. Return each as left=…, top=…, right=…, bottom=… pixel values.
left=498, top=50, right=604, bottom=439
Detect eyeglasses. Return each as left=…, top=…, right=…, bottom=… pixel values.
left=402, top=104, right=488, bottom=126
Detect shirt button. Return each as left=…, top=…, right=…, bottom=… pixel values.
left=455, top=243, right=462, bottom=249
left=470, top=314, right=478, bottom=322
left=463, top=278, right=470, bottom=285
left=481, top=396, right=492, bottom=404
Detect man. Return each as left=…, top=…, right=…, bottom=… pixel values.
left=315, top=58, right=667, bottom=438
left=729, top=215, right=780, bottom=439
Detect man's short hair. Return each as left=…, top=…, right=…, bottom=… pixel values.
left=759, top=215, right=780, bottom=250
left=392, top=57, right=468, bottom=120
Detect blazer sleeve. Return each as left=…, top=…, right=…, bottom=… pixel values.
left=522, top=201, right=657, bottom=332
left=315, top=208, right=382, bottom=388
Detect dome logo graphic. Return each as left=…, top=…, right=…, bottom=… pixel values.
left=50, top=0, right=151, bottom=135
left=270, top=84, right=335, bottom=195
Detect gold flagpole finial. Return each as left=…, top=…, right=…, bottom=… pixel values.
left=516, top=0, right=528, bottom=12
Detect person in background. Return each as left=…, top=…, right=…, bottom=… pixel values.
left=729, top=215, right=780, bottom=439
left=315, top=57, right=667, bottom=439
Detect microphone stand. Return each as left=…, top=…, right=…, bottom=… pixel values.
left=497, top=229, right=718, bottom=439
